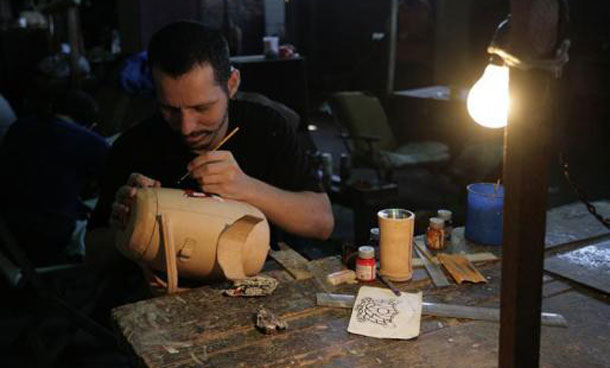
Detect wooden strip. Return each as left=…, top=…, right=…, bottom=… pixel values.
left=269, top=248, right=313, bottom=280
left=413, top=252, right=499, bottom=267
left=437, top=253, right=487, bottom=284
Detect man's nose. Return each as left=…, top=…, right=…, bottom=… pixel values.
left=179, top=110, right=198, bottom=136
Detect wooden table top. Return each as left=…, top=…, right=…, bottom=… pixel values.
left=112, top=201, right=610, bottom=368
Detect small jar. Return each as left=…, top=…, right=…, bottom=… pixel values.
left=437, top=209, right=453, bottom=240
left=355, top=246, right=376, bottom=282
left=426, top=217, right=446, bottom=250
left=369, top=227, right=380, bottom=249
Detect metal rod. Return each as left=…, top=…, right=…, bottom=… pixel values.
left=316, top=293, right=567, bottom=328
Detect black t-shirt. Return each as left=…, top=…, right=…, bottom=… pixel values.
left=89, top=98, right=322, bottom=232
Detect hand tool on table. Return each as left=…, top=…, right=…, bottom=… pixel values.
left=413, top=240, right=451, bottom=287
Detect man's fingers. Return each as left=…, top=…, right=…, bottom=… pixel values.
left=111, top=202, right=130, bottom=228
left=192, top=161, right=232, bottom=178
left=115, top=185, right=137, bottom=204
left=188, top=150, right=233, bottom=171
left=127, top=172, right=161, bottom=188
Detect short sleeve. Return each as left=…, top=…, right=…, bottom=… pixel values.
left=264, top=110, right=324, bottom=193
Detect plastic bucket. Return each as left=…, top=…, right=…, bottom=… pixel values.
left=465, top=183, right=504, bottom=246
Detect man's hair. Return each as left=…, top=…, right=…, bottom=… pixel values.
left=148, top=21, right=231, bottom=89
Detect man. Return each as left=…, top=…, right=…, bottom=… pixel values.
left=0, top=90, right=109, bottom=266
left=86, top=21, right=334, bottom=265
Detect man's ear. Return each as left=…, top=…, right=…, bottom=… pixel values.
left=227, top=68, right=241, bottom=99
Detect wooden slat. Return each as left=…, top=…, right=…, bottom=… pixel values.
left=437, top=254, right=487, bottom=284
left=269, top=248, right=313, bottom=280
left=413, top=252, right=499, bottom=267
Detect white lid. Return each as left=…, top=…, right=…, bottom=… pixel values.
left=437, top=209, right=452, bottom=220
left=429, top=217, right=445, bottom=228
left=369, top=227, right=379, bottom=240
left=358, top=246, right=375, bottom=259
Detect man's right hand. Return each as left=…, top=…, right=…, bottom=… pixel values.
left=110, top=173, right=161, bottom=229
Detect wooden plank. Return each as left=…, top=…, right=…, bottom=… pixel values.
left=499, top=1, right=557, bottom=363
left=413, top=252, right=499, bottom=268
left=437, top=254, right=487, bottom=284
left=269, top=248, right=313, bottom=280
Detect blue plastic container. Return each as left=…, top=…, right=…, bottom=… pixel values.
left=465, top=183, right=504, bottom=246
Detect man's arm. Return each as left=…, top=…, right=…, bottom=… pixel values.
left=241, top=178, right=333, bottom=240
left=189, top=151, right=334, bottom=239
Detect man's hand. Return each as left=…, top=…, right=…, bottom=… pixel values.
left=110, top=173, right=161, bottom=229
left=188, top=150, right=253, bottom=201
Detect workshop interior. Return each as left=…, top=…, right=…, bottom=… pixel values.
left=0, top=1, right=608, bottom=367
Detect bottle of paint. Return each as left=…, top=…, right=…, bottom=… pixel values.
left=426, top=217, right=446, bottom=250
left=437, top=209, right=453, bottom=240
left=355, top=246, right=376, bottom=282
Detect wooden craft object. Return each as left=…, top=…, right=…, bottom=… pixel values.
left=437, top=253, right=488, bottom=284
left=269, top=247, right=313, bottom=280
left=378, top=209, right=415, bottom=282
left=217, top=215, right=264, bottom=280
left=116, top=188, right=270, bottom=286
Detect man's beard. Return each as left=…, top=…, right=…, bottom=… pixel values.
left=183, top=108, right=229, bottom=152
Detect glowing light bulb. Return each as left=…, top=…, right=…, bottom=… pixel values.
left=467, top=63, right=510, bottom=128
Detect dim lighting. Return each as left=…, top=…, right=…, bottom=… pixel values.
left=467, top=59, right=509, bottom=129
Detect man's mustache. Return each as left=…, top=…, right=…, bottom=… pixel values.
left=183, top=130, right=214, bottom=139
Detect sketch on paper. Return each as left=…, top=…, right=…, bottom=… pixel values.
left=347, top=286, right=422, bottom=339
left=355, top=297, right=400, bottom=327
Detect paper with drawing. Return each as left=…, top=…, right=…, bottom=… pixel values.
left=347, top=286, right=422, bottom=339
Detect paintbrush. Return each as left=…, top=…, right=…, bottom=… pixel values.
left=176, top=126, right=240, bottom=185
left=376, top=270, right=401, bottom=296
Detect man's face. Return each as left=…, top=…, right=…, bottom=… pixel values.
left=153, top=63, right=233, bottom=153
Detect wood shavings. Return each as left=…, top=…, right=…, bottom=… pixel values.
left=223, top=276, right=279, bottom=297
left=255, top=307, right=288, bottom=334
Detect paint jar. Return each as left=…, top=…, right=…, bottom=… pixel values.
left=465, top=183, right=504, bottom=245
left=355, top=246, right=376, bottom=282
left=437, top=209, right=453, bottom=240
left=426, top=217, right=445, bottom=250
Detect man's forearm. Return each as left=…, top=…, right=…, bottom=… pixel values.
left=242, top=178, right=334, bottom=240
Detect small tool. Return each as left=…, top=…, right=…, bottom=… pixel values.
left=376, top=270, right=401, bottom=296
left=176, top=126, right=240, bottom=185
left=414, top=240, right=451, bottom=287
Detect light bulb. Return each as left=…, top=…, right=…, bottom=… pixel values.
left=467, top=63, right=510, bottom=128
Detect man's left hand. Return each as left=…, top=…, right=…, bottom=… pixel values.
left=187, top=150, right=253, bottom=200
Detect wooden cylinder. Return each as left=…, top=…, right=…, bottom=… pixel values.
left=378, top=209, right=414, bottom=281
left=116, top=188, right=270, bottom=280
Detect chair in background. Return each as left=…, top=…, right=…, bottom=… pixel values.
left=330, top=91, right=450, bottom=178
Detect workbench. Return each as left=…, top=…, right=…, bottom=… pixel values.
left=112, top=201, right=610, bottom=367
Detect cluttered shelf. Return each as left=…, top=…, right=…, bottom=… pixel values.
left=112, top=201, right=610, bottom=368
